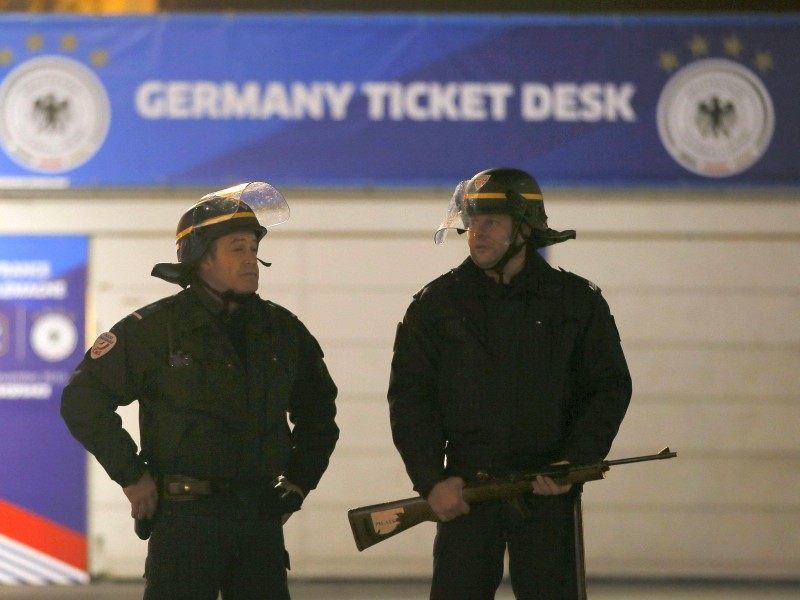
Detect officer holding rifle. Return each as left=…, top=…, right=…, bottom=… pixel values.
left=387, top=168, right=632, bottom=599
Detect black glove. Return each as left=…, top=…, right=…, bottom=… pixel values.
left=134, top=517, right=154, bottom=541
left=274, top=477, right=305, bottom=515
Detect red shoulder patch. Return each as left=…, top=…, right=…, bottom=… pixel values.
left=90, top=332, right=117, bottom=359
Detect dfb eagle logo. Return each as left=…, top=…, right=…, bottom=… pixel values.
left=32, top=93, right=71, bottom=132
left=696, top=96, right=736, bottom=138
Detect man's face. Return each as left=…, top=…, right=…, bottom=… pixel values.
left=198, top=230, right=260, bottom=294
left=467, top=213, right=514, bottom=270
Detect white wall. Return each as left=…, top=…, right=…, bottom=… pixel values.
left=1, top=187, right=798, bottom=581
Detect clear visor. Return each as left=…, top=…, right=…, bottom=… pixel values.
left=434, top=181, right=469, bottom=244
left=194, top=181, right=290, bottom=231
left=435, top=181, right=515, bottom=244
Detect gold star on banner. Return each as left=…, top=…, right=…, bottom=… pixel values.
left=0, top=49, right=12, bottom=65
left=659, top=51, right=679, bottom=71
left=61, top=35, right=78, bottom=51
left=753, top=51, right=773, bottom=71
left=27, top=35, right=44, bottom=52
left=90, top=50, right=108, bottom=67
left=723, top=35, right=743, bottom=58
left=688, top=35, right=709, bottom=57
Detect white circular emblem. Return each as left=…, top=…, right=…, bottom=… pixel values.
left=657, top=58, right=774, bottom=178
left=0, top=55, right=111, bottom=173
left=30, top=312, right=78, bottom=362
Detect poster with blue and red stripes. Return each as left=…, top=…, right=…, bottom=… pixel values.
left=0, top=235, right=88, bottom=584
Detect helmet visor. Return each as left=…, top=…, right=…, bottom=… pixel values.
left=196, top=181, right=290, bottom=230
left=434, top=181, right=468, bottom=244
left=434, top=180, right=522, bottom=244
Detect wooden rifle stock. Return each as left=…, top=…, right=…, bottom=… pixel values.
left=347, top=447, right=676, bottom=551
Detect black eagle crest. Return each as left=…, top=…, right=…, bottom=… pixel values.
left=695, top=96, right=736, bottom=138
left=32, top=93, right=71, bottom=132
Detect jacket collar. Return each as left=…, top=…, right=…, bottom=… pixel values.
left=456, top=249, right=561, bottom=297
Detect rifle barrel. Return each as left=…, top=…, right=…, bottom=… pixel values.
left=605, top=447, right=677, bottom=466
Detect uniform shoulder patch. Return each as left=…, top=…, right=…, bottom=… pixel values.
left=90, top=332, right=117, bottom=359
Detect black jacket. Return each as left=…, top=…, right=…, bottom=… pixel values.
left=387, top=252, right=631, bottom=497
left=61, top=287, right=339, bottom=495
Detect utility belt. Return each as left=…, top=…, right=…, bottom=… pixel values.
left=135, top=474, right=279, bottom=540
left=159, top=474, right=278, bottom=501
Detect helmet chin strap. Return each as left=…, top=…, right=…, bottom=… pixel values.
left=195, top=278, right=255, bottom=313
left=196, top=260, right=275, bottom=314
left=194, top=258, right=271, bottom=311
left=483, top=220, right=530, bottom=284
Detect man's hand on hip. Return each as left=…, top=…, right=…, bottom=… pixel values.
left=123, top=471, right=158, bottom=520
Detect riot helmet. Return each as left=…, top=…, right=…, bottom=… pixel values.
left=435, top=167, right=574, bottom=248
left=152, top=181, right=290, bottom=287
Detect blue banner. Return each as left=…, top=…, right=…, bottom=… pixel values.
left=0, top=14, right=796, bottom=188
left=0, top=236, right=88, bottom=583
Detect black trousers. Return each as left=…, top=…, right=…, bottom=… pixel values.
left=143, top=496, right=290, bottom=600
left=430, top=493, right=578, bottom=600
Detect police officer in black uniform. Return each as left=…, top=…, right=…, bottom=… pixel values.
left=387, top=168, right=632, bottom=600
left=61, top=182, right=339, bottom=600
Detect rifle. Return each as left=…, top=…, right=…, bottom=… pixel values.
left=348, top=447, right=677, bottom=551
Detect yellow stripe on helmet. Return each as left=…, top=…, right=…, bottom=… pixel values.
left=464, top=192, right=543, bottom=201
left=175, top=210, right=257, bottom=241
